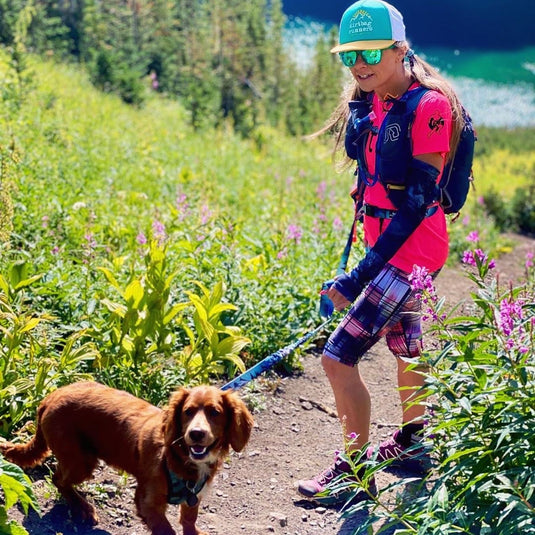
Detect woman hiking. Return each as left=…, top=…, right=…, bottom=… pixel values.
left=297, top=0, right=467, bottom=505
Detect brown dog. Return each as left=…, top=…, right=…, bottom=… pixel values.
left=0, top=381, right=254, bottom=535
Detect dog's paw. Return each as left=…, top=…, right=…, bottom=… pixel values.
left=72, top=502, right=99, bottom=526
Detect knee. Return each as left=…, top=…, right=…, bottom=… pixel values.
left=322, top=354, right=350, bottom=382
left=321, top=353, right=337, bottom=376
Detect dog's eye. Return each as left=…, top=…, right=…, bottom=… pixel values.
left=207, top=406, right=222, bottom=417
left=183, top=407, right=196, bottom=417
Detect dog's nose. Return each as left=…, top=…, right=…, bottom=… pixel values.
left=188, top=428, right=206, bottom=442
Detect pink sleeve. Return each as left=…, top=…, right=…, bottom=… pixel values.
left=411, top=91, right=452, bottom=157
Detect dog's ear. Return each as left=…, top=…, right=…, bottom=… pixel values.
left=162, top=388, right=189, bottom=446
left=223, top=390, right=254, bottom=452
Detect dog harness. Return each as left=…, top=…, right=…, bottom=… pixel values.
left=164, top=460, right=209, bottom=506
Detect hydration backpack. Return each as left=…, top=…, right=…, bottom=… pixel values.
left=346, top=87, right=476, bottom=214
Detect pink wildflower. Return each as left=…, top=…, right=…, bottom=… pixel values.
left=152, top=219, right=167, bottom=244
left=462, top=250, right=476, bottom=266
left=526, top=252, right=534, bottom=269
left=316, top=181, right=327, bottom=200
left=466, top=231, right=479, bottom=243
left=497, top=297, right=524, bottom=337
left=200, top=204, right=212, bottom=225
left=333, top=217, right=343, bottom=232
left=286, top=224, right=302, bottom=244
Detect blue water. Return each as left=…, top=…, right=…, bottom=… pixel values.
left=284, top=17, right=535, bottom=128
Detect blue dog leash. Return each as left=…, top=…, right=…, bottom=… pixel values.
left=221, top=315, right=335, bottom=391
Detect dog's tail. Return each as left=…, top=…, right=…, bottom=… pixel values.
left=0, top=404, right=50, bottom=467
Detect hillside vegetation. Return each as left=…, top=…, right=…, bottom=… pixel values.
left=1, top=52, right=534, bottom=397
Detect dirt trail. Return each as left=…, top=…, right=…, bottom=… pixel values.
left=7, top=234, right=534, bottom=535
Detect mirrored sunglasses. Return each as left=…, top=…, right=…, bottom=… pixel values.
left=339, top=45, right=395, bottom=67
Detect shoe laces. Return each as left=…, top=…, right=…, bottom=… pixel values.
left=314, top=456, right=349, bottom=486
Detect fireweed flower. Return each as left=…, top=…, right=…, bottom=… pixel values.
left=175, top=192, right=190, bottom=222
left=462, top=248, right=495, bottom=271
left=496, top=296, right=528, bottom=352
left=152, top=219, right=167, bottom=245
left=333, top=216, right=343, bottom=232
left=466, top=230, right=479, bottom=243
left=200, top=204, right=212, bottom=225
left=409, top=265, right=442, bottom=322
left=497, top=298, right=524, bottom=337
left=526, top=251, right=534, bottom=269
left=136, top=232, right=147, bottom=245
left=312, top=212, right=328, bottom=238
left=462, top=250, right=476, bottom=266
left=316, top=181, right=327, bottom=201
left=286, top=224, right=302, bottom=244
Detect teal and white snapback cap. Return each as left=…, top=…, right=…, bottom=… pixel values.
left=331, top=0, right=406, bottom=53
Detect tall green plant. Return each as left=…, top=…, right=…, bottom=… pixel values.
left=176, top=280, right=249, bottom=384
left=97, top=241, right=188, bottom=370
left=0, top=143, right=19, bottom=244
left=95, top=241, right=249, bottom=398
left=0, top=263, right=98, bottom=435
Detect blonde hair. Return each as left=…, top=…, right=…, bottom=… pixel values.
left=311, top=43, right=466, bottom=170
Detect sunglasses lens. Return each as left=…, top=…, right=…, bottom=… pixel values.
left=361, top=49, right=382, bottom=65
left=339, top=49, right=385, bottom=67
left=339, top=51, right=357, bottom=67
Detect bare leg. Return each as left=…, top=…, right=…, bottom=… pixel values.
left=397, top=358, right=427, bottom=424
left=322, top=354, right=371, bottom=453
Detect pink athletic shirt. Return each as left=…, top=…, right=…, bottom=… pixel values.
left=362, top=84, right=452, bottom=273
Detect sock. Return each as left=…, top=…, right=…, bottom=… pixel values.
left=398, top=423, right=424, bottom=446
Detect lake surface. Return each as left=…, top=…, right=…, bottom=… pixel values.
left=285, top=17, right=535, bottom=128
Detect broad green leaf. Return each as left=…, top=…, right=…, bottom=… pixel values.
left=216, top=336, right=251, bottom=357
left=97, top=267, right=120, bottom=289
left=207, top=303, right=237, bottom=320
left=124, top=279, right=144, bottom=308
left=18, top=317, right=41, bottom=333
left=163, top=302, right=188, bottom=325
left=101, top=299, right=127, bottom=317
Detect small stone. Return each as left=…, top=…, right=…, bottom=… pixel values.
left=269, top=512, right=288, bottom=527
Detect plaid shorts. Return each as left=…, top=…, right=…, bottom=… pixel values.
left=324, top=263, right=429, bottom=367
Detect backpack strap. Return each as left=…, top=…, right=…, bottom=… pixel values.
left=372, top=86, right=429, bottom=199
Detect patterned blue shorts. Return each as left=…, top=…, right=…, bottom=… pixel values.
left=324, top=263, right=429, bottom=367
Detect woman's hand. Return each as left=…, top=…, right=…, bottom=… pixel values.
left=326, top=284, right=352, bottom=311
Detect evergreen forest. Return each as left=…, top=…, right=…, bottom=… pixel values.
left=0, top=0, right=344, bottom=135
